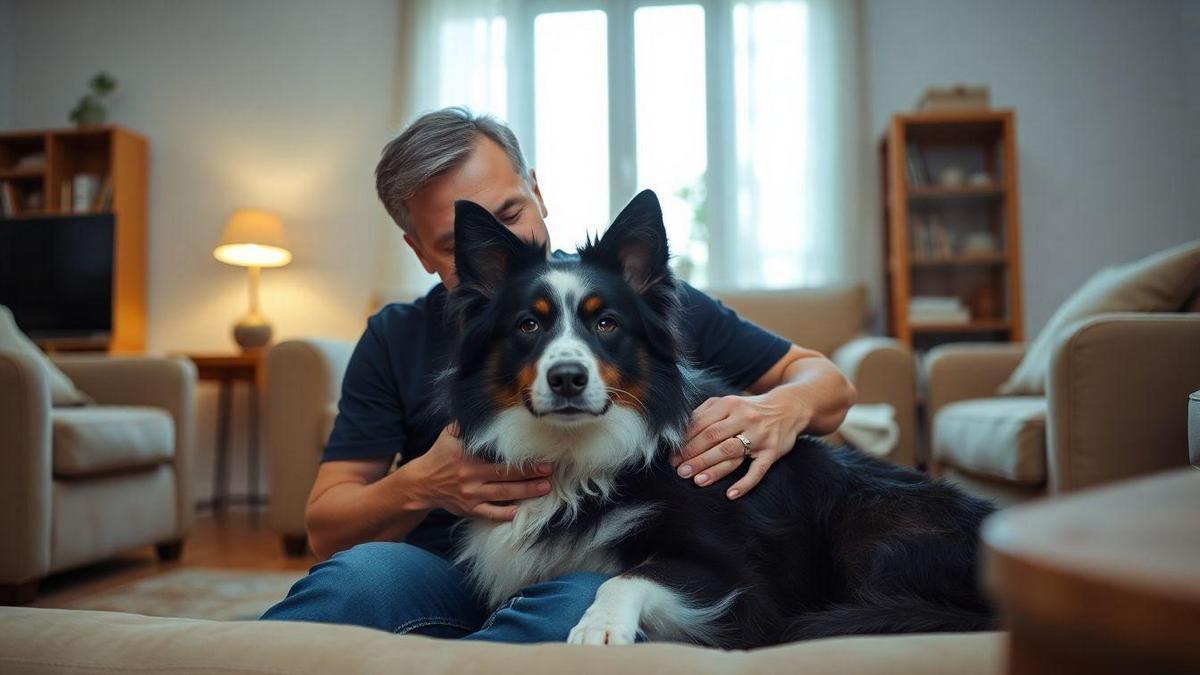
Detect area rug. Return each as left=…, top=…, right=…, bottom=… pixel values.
left=62, top=568, right=305, bottom=621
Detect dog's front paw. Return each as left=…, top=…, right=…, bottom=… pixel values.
left=567, top=609, right=638, bottom=646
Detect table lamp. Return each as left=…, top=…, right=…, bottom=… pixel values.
left=213, top=208, right=292, bottom=351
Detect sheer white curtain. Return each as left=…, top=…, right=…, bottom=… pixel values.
left=374, top=0, right=861, bottom=301
left=720, top=0, right=860, bottom=289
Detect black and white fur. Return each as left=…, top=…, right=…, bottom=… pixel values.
left=443, top=190, right=995, bottom=647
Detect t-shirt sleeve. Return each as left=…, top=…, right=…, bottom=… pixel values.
left=677, top=282, right=792, bottom=392
left=321, top=312, right=408, bottom=462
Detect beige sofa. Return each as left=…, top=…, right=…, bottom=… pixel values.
left=0, top=351, right=197, bottom=604
left=0, top=606, right=1003, bottom=674
left=265, top=284, right=917, bottom=555
left=928, top=312, right=1200, bottom=506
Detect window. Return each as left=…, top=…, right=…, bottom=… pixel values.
left=634, top=4, right=709, bottom=286
left=533, top=10, right=610, bottom=251
left=393, top=0, right=856, bottom=294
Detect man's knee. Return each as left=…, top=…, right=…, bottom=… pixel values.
left=262, top=542, right=463, bottom=626
left=539, top=572, right=608, bottom=615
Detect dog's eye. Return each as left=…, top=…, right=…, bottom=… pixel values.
left=518, top=318, right=540, bottom=334
left=596, top=317, right=618, bottom=334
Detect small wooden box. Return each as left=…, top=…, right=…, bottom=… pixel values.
left=917, top=85, right=990, bottom=112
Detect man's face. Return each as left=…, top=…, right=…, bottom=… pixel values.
left=404, top=136, right=549, bottom=289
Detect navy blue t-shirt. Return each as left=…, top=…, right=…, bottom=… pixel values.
left=323, top=267, right=791, bottom=557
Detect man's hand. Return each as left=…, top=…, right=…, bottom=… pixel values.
left=674, top=394, right=811, bottom=500
left=405, top=423, right=554, bottom=521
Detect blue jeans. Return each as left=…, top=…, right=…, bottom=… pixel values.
left=260, top=542, right=608, bottom=643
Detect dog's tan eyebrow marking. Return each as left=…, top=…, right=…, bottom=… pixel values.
left=532, top=297, right=552, bottom=316
left=581, top=295, right=604, bottom=315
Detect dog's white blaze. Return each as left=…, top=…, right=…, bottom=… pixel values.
left=529, top=268, right=609, bottom=415
left=544, top=268, right=588, bottom=309
left=568, top=576, right=739, bottom=645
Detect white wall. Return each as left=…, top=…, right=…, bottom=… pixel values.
left=5, top=0, right=403, bottom=502
left=0, top=0, right=14, bottom=127
left=863, top=0, right=1200, bottom=334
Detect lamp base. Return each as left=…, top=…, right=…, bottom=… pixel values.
left=233, top=312, right=273, bottom=352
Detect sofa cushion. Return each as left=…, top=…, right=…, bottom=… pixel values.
left=52, top=406, right=174, bottom=477
left=934, top=397, right=1047, bottom=485
left=0, top=305, right=93, bottom=406
left=0, top=607, right=1005, bottom=675
left=998, top=240, right=1200, bottom=396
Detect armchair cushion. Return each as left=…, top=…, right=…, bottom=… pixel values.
left=998, top=240, right=1200, bottom=396
left=933, top=397, right=1047, bottom=485
left=0, top=306, right=92, bottom=407
left=52, top=406, right=174, bottom=477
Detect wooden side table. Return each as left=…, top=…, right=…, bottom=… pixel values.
left=174, top=351, right=268, bottom=514
left=983, top=468, right=1200, bottom=675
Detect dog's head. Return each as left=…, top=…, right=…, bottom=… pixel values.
left=445, top=189, right=692, bottom=468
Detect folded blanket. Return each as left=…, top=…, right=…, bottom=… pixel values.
left=836, top=403, right=899, bottom=457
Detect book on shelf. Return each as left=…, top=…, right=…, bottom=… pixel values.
left=92, top=176, right=114, bottom=212
left=909, top=296, right=970, bottom=324
left=60, top=180, right=72, bottom=214
left=910, top=215, right=956, bottom=258
left=910, top=308, right=971, bottom=325
left=1, top=181, right=18, bottom=217
left=904, top=142, right=929, bottom=187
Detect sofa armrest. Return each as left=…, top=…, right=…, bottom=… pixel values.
left=265, top=339, right=355, bottom=539
left=833, top=336, right=918, bottom=467
left=0, top=350, right=53, bottom=584
left=51, top=355, right=199, bottom=536
left=926, top=343, right=1027, bottom=421
left=1046, top=313, right=1200, bottom=493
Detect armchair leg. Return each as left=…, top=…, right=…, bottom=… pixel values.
left=282, top=535, right=309, bottom=558
left=155, top=539, right=184, bottom=562
left=0, top=580, right=39, bottom=606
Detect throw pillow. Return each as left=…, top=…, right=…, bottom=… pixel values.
left=998, top=239, right=1200, bottom=396
left=0, top=305, right=93, bottom=406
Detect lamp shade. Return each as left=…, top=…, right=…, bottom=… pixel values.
left=213, top=208, right=293, bottom=268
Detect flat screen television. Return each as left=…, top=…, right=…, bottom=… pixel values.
left=0, top=214, right=114, bottom=339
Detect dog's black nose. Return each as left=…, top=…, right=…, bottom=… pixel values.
left=547, top=362, right=588, bottom=397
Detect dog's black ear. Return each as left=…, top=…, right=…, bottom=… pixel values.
left=453, top=200, right=534, bottom=293
left=583, top=189, right=669, bottom=293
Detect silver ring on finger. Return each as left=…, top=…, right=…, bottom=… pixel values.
left=734, top=433, right=753, bottom=458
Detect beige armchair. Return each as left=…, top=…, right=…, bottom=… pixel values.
left=265, top=285, right=916, bottom=556
left=0, top=351, right=197, bottom=604
left=264, top=340, right=355, bottom=556
left=927, top=312, right=1200, bottom=506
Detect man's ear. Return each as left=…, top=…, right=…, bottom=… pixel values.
left=453, top=200, right=536, bottom=293
left=403, top=233, right=437, bottom=275
left=583, top=189, right=670, bottom=293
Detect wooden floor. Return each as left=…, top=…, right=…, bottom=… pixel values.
left=33, top=508, right=316, bottom=609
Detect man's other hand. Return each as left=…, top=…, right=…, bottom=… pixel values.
left=406, top=423, right=554, bottom=521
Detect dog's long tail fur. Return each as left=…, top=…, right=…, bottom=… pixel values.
left=784, top=596, right=995, bottom=641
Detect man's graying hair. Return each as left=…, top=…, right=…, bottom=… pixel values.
left=375, top=107, right=530, bottom=237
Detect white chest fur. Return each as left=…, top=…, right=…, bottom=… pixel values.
left=457, top=500, right=654, bottom=608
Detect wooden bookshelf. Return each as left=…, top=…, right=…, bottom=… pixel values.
left=879, top=109, right=1024, bottom=350
left=0, top=125, right=147, bottom=352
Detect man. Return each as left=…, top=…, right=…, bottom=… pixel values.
left=261, top=107, right=855, bottom=642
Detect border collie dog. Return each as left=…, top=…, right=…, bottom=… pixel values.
left=444, top=189, right=995, bottom=647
